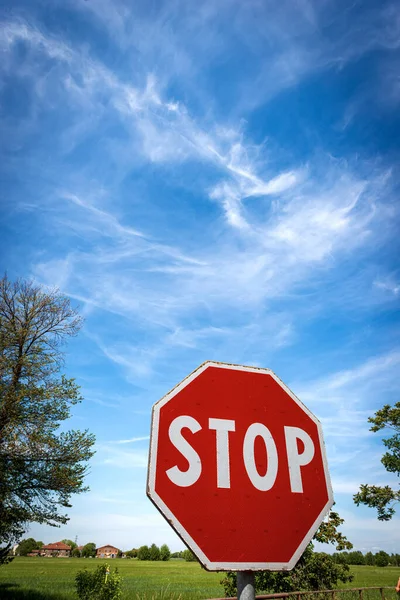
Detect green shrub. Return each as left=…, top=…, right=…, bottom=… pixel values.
left=160, top=544, right=171, bottom=561
left=221, top=545, right=353, bottom=597
left=137, top=545, right=150, bottom=560
left=182, top=549, right=196, bottom=562
left=75, top=563, right=122, bottom=600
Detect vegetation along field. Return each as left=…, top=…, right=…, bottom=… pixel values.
left=0, top=559, right=398, bottom=600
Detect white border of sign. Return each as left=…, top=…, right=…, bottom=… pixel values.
left=147, top=361, right=334, bottom=572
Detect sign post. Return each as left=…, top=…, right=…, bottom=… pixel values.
left=237, top=572, right=255, bottom=600
left=147, top=362, right=333, bottom=597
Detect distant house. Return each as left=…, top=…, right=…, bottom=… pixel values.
left=27, top=549, right=41, bottom=557
left=41, top=542, right=72, bottom=557
left=96, top=544, right=119, bottom=559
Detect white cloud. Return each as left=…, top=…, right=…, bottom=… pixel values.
left=0, top=20, right=73, bottom=64
left=331, top=478, right=363, bottom=495
left=299, top=350, right=400, bottom=400
left=96, top=445, right=149, bottom=469
left=14, top=18, right=395, bottom=394
left=109, top=436, right=150, bottom=445
left=374, top=277, right=400, bottom=296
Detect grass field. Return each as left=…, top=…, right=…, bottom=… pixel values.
left=0, top=559, right=398, bottom=600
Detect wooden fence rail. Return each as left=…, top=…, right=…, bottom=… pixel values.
left=208, top=586, right=395, bottom=600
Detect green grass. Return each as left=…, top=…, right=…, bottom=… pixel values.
left=0, top=559, right=398, bottom=600
left=0, top=558, right=223, bottom=600
left=343, top=565, right=399, bottom=589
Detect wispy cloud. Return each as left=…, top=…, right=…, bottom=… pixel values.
left=108, top=436, right=150, bottom=445
left=4, top=13, right=396, bottom=395
left=291, top=349, right=400, bottom=517
left=298, top=350, right=400, bottom=403
left=95, top=445, right=149, bottom=469
left=69, top=0, right=400, bottom=115
left=374, top=277, right=400, bottom=296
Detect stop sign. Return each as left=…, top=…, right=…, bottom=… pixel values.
left=147, top=362, right=333, bottom=571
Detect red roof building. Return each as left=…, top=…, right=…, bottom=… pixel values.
left=41, top=542, right=72, bottom=557
left=96, top=544, right=119, bottom=558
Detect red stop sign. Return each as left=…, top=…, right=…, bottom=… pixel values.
left=147, top=362, right=333, bottom=571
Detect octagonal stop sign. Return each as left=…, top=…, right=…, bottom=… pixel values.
left=147, top=362, right=333, bottom=571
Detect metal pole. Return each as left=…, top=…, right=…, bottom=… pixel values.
left=237, top=571, right=255, bottom=600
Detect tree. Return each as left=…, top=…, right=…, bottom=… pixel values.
left=17, top=537, right=41, bottom=556
left=72, top=547, right=81, bottom=558
left=160, top=544, right=171, bottom=561
left=182, top=549, right=197, bottom=562
left=332, top=552, right=349, bottom=565
left=0, top=276, right=96, bottom=562
left=137, top=545, right=150, bottom=561
left=365, top=551, right=374, bottom=566
left=221, top=508, right=353, bottom=597
left=312, top=508, right=353, bottom=551
left=81, top=543, right=96, bottom=558
left=347, top=551, right=365, bottom=565
left=149, top=543, right=160, bottom=561
left=390, top=553, right=400, bottom=567
left=222, top=546, right=353, bottom=597
left=374, top=551, right=389, bottom=567
left=354, top=402, right=400, bottom=520
left=62, top=538, right=77, bottom=551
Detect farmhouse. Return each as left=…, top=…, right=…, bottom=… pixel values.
left=41, top=542, right=72, bottom=557
left=96, top=544, right=119, bottom=558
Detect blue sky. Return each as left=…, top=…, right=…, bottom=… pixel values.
left=1, top=0, right=399, bottom=554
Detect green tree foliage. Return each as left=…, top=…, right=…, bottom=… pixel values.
left=347, top=551, right=365, bottom=565
left=75, top=563, right=122, bottom=600
left=182, top=549, right=197, bottom=562
left=312, top=509, right=353, bottom=551
left=221, top=546, right=353, bottom=597
left=391, top=553, right=400, bottom=566
left=221, top=508, right=353, bottom=597
left=0, top=276, right=96, bottom=562
left=365, top=551, right=374, bottom=565
left=62, top=538, right=77, bottom=551
left=137, top=545, right=150, bottom=561
left=72, top=547, right=82, bottom=558
left=332, top=552, right=348, bottom=565
left=374, top=551, right=390, bottom=567
left=160, top=544, right=171, bottom=561
left=332, top=551, right=365, bottom=565
left=17, top=537, right=41, bottom=556
left=149, top=543, right=161, bottom=561
left=354, top=402, right=400, bottom=520
left=329, top=550, right=398, bottom=567
left=81, top=543, right=97, bottom=558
